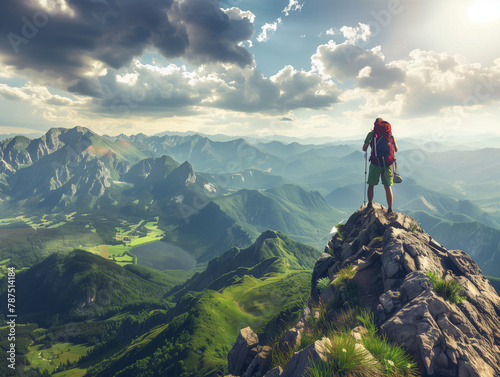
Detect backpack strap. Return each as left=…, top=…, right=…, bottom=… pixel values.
left=370, top=129, right=383, bottom=165
left=369, top=131, right=374, bottom=163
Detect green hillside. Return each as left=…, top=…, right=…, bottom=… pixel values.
left=0, top=220, right=104, bottom=269
left=169, top=229, right=320, bottom=300
left=0, top=230, right=315, bottom=377
left=84, top=271, right=311, bottom=377
left=1, top=250, right=174, bottom=323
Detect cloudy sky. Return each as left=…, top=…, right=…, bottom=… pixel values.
left=0, top=0, right=499, bottom=140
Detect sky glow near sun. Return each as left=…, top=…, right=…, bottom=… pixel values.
left=0, top=0, right=499, bottom=140
left=468, top=0, right=500, bottom=22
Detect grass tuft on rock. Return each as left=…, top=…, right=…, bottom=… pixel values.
left=307, top=332, right=381, bottom=377
left=317, top=277, right=331, bottom=292
left=334, top=223, right=344, bottom=241
left=426, top=272, right=467, bottom=304
left=408, top=219, right=422, bottom=233
left=306, top=308, right=418, bottom=377
left=333, top=265, right=357, bottom=287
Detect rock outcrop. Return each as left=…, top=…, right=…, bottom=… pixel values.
left=227, top=327, right=272, bottom=377
left=226, top=203, right=500, bottom=377
left=228, top=327, right=260, bottom=376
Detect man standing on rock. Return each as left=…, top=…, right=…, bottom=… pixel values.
left=362, top=118, right=398, bottom=213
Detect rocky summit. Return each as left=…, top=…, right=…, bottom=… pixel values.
left=226, top=203, right=500, bottom=377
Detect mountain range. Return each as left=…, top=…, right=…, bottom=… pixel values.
left=1, top=126, right=499, bottom=279
left=0, top=127, right=347, bottom=275
left=1, top=124, right=500, bottom=377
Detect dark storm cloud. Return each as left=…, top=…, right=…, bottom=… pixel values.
left=174, top=0, right=254, bottom=66
left=0, top=0, right=254, bottom=96
left=68, top=77, right=106, bottom=98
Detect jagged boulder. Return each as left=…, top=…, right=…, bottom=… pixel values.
left=242, top=345, right=272, bottom=377
left=227, top=327, right=261, bottom=376
left=226, top=326, right=275, bottom=377
left=279, top=337, right=331, bottom=377
left=311, top=252, right=338, bottom=301
left=312, top=203, right=500, bottom=377
left=226, top=309, right=314, bottom=377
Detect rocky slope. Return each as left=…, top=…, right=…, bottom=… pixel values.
left=0, top=127, right=97, bottom=172
left=226, top=203, right=500, bottom=377
left=0, top=126, right=152, bottom=207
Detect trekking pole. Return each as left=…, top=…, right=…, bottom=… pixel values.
left=364, top=151, right=367, bottom=205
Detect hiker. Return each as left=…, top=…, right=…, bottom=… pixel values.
left=362, top=118, right=398, bottom=213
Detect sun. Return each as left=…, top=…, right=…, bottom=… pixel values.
left=468, top=0, right=500, bottom=22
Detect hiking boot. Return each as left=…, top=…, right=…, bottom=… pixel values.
left=387, top=207, right=393, bottom=213
left=367, top=202, right=373, bottom=209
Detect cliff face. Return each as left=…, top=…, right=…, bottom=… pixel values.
left=227, top=203, right=500, bottom=377
left=320, top=203, right=500, bottom=376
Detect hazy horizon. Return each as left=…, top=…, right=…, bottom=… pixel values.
left=3, top=125, right=500, bottom=150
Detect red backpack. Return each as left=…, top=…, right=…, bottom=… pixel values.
left=370, top=119, right=395, bottom=166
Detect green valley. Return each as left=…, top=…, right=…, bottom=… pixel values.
left=1, top=231, right=315, bottom=377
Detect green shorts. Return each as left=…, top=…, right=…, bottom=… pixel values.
left=367, top=163, right=393, bottom=186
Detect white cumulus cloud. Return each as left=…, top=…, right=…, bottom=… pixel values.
left=312, top=41, right=405, bottom=90
left=257, top=19, right=282, bottom=42
left=339, top=23, right=372, bottom=44
left=257, top=0, right=304, bottom=43
left=282, top=0, right=304, bottom=16
left=337, top=49, right=500, bottom=120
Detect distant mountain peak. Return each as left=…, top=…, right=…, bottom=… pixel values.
left=43, top=126, right=95, bottom=142
left=178, top=160, right=193, bottom=169
left=252, top=229, right=282, bottom=251
left=173, top=161, right=196, bottom=185
left=0, top=126, right=151, bottom=208
left=36, top=126, right=95, bottom=154
left=8, top=135, right=31, bottom=144
left=257, top=229, right=281, bottom=240
left=46, top=125, right=93, bottom=134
